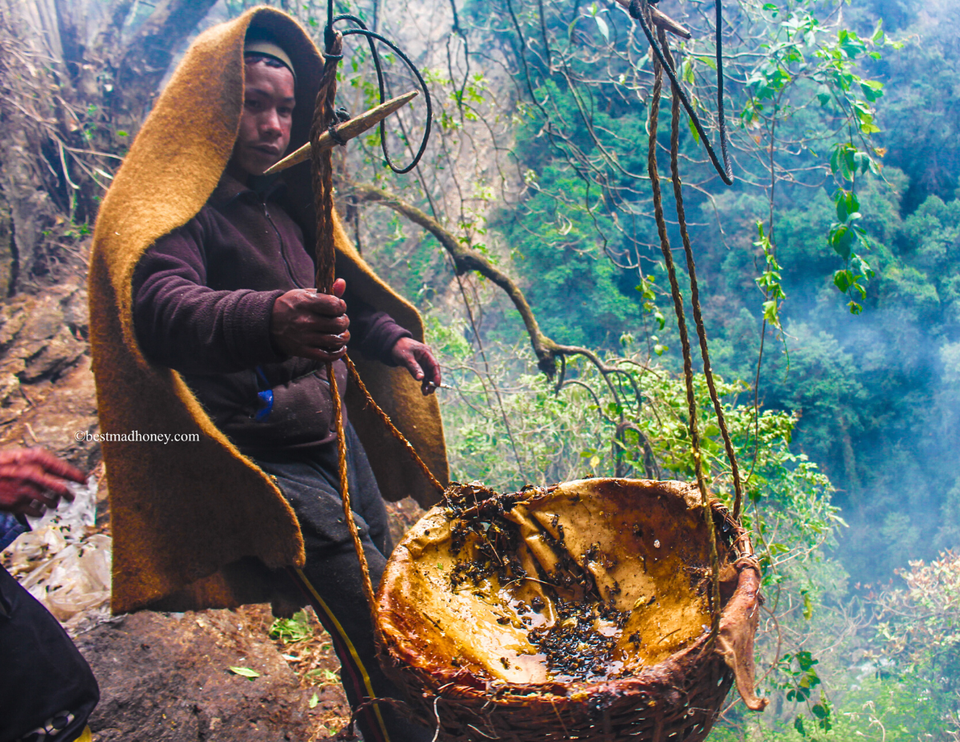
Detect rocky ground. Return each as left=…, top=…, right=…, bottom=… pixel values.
left=0, top=276, right=426, bottom=741
left=77, top=606, right=352, bottom=742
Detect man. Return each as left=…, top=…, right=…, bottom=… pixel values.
left=0, top=448, right=98, bottom=742
left=89, top=9, right=447, bottom=742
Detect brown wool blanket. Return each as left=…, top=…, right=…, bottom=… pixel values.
left=89, top=7, right=448, bottom=614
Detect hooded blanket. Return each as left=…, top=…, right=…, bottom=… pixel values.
left=89, top=7, right=448, bottom=615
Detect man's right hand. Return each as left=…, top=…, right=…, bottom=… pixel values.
left=0, top=448, right=86, bottom=518
left=271, top=278, right=351, bottom=361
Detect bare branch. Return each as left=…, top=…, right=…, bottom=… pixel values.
left=347, top=181, right=655, bottom=407
left=348, top=181, right=563, bottom=375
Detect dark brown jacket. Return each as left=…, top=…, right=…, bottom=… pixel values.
left=132, top=173, right=410, bottom=455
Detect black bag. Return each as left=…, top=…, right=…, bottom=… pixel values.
left=0, top=565, right=99, bottom=742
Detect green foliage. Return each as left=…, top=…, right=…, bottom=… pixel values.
left=268, top=610, right=316, bottom=644
left=431, top=322, right=842, bottom=578
left=873, top=552, right=960, bottom=696
left=755, top=223, right=787, bottom=332
left=770, top=652, right=832, bottom=738
left=741, top=5, right=897, bottom=312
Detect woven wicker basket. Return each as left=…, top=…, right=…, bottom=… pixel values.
left=377, top=478, right=766, bottom=741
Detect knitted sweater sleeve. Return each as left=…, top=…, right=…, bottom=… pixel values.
left=131, top=215, right=286, bottom=375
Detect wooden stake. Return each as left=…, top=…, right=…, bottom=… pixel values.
left=264, top=89, right=419, bottom=175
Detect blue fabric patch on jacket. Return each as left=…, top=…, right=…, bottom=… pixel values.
left=0, top=513, right=26, bottom=551
left=254, top=366, right=274, bottom=421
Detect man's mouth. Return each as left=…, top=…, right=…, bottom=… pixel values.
left=254, top=145, right=280, bottom=157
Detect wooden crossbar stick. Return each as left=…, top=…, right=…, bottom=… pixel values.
left=610, top=0, right=692, bottom=39
left=264, top=89, right=419, bottom=175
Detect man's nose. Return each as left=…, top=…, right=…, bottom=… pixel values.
left=261, top=109, right=282, bottom=137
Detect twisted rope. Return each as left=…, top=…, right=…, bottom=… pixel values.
left=659, top=35, right=746, bottom=521
left=310, top=30, right=380, bottom=627
left=629, top=0, right=733, bottom=184
left=646, top=20, right=722, bottom=637
left=345, top=356, right=446, bottom=495
left=312, top=32, right=343, bottom=294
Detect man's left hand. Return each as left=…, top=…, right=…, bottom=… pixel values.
left=391, top=338, right=442, bottom=395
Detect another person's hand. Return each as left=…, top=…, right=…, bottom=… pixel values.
left=391, top=337, right=442, bottom=395
left=0, top=448, right=87, bottom=518
left=271, top=278, right=350, bottom=361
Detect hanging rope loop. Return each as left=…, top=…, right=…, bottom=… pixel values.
left=315, top=0, right=434, bottom=175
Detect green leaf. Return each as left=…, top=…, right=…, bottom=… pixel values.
left=860, top=80, right=884, bottom=102
left=594, top=15, right=609, bottom=42
left=695, top=55, right=717, bottom=71
left=834, top=269, right=854, bottom=292
left=229, top=666, right=261, bottom=679
left=836, top=190, right=860, bottom=222
left=796, top=651, right=818, bottom=672
left=307, top=668, right=340, bottom=683
left=843, top=147, right=857, bottom=177
left=762, top=299, right=780, bottom=325
left=687, top=115, right=700, bottom=145
left=270, top=611, right=315, bottom=643
left=829, top=225, right=857, bottom=260
left=309, top=692, right=319, bottom=709
left=835, top=194, right=848, bottom=222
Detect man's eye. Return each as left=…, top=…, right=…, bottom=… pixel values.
left=245, top=99, right=260, bottom=110
left=279, top=107, right=293, bottom=117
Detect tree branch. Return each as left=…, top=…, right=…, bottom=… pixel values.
left=346, top=181, right=635, bottom=394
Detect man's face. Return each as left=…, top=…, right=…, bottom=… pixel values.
left=230, top=60, right=295, bottom=178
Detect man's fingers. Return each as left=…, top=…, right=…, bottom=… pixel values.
left=29, top=470, right=76, bottom=501
left=19, top=448, right=86, bottom=484
left=296, top=330, right=350, bottom=351
left=300, top=346, right=348, bottom=362
left=7, top=464, right=74, bottom=501
left=390, top=338, right=442, bottom=394
left=23, top=500, right=45, bottom=518
left=415, top=348, right=442, bottom=393
left=2, top=480, right=52, bottom=516
left=30, top=488, right=61, bottom=510
left=299, top=290, right=347, bottom=317
left=284, top=305, right=349, bottom=332
left=404, top=354, right=424, bottom=381
left=423, top=351, right=442, bottom=387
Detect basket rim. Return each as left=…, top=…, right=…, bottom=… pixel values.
left=378, top=477, right=760, bottom=701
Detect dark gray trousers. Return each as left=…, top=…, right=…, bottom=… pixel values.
left=253, top=422, right=432, bottom=742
